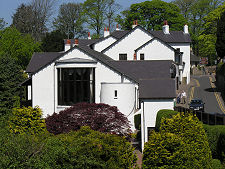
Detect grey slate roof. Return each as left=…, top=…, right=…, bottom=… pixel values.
left=26, top=52, right=62, bottom=73
left=191, top=52, right=199, bottom=62
left=110, top=30, right=130, bottom=39
left=150, top=31, right=191, bottom=43
left=139, top=79, right=176, bottom=99
left=109, top=60, right=176, bottom=99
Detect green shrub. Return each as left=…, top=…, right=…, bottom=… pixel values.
left=211, top=159, right=222, bottom=169
left=155, top=109, right=178, bottom=131
left=9, top=106, right=46, bottom=135
left=143, top=113, right=212, bottom=169
left=134, top=114, right=141, bottom=130
left=29, top=126, right=137, bottom=168
left=204, top=124, right=225, bottom=162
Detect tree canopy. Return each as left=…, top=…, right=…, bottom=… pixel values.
left=116, top=0, right=186, bottom=31
left=216, top=10, right=225, bottom=59
left=0, top=18, right=7, bottom=30
left=0, top=27, right=41, bottom=69
left=53, top=3, right=86, bottom=39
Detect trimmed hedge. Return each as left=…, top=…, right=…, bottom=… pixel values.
left=143, top=113, right=212, bottom=168
left=211, top=159, right=222, bottom=169
left=203, top=124, right=225, bottom=162
left=155, top=109, right=178, bottom=131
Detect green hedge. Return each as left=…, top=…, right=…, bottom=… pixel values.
left=134, top=114, right=141, bottom=130
left=203, top=124, right=225, bottom=162
left=211, top=159, right=222, bottom=169
left=143, top=113, right=212, bottom=168
left=155, top=109, right=178, bottom=131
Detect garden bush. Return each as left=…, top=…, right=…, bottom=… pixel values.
left=155, top=109, right=178, bottom=131
left=30, top=126, right=137, bottom=168
left=204, top=124, right=225, bottom=162
left=143, top=113, right=212, bottom=168
left=211, top=159, right=222, bottom=169
left=9, top=106, right=46, bottom=135
left=46, top=102, right=131, bottom=137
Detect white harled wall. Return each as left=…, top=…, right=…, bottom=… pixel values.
left=141, top=99, right=174, bottom=150
left=93, top=37, right=117, bottom=52
left=103, top=28, right=153, bottom=60
left=170, top=43, right=190, bottom=84
left=32, top=48, right=136, bottom=118
left=136, top=39, right=174, bottom=60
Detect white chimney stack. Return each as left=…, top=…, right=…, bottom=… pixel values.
left=88, top=32, right=91, bottom=39
left=132, top=20, right=138, bottom=29
left=184, top=24, right=189, bottom=34
left=116, top=24, right=120, bottom=31
left=75, top=39, right=78, bottom=46
left=64, top=39, right=71, bottom=51
left=104, top=27, right=110, bottom=37
left=163, top=20, right=170, bottom=34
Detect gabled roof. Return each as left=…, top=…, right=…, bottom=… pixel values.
left=26, top=52, right=62, bottom=73
left=110, top=30, right=130, bottom=39
left=56, top=58, right=97, bottom=64
left=150, top=31, right=191, bottom=43
left=101, top=25, right=154, bottom=53
left=135, top=37, right=175, bottom=52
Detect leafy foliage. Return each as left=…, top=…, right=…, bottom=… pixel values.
left=143, top=113, right=212, bottom=168
left=155, top=109, right=178, bottom=131
left=216, top=10, right=225, bottom=59
left=46, top=102, right=132, bottom=137
left=116, top=0, right=186, bottom=31
left=211, top=159, right=222, bottom=169
left=0, top=56, right=25, bottom=115
left=203, top=124, right=225, bottom=162
left=41, top=30, right=66, bottom=52
left=0, top=27, right=41, bottom=68
left=30, top=126, right=137, bottom=168
left=0, top=18, right=7, bottom=30
left=9, top=106, right=46, bottom=135
left=53, top=3, right=86, bottom=39
left=0, top=125, right=136, bottom=168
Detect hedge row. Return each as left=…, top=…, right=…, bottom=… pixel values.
left=203, top=124, right=225, bottom=162
left=155, top=109, right=178, bottom=131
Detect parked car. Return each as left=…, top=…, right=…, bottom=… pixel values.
left=189, top=99, right=205, bottom=111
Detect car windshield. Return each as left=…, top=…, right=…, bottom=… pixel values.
left=191, top=100, right=202, bottom=104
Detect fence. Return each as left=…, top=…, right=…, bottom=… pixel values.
left=174, top=106, right=225, bottom=125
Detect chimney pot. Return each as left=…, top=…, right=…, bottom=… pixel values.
left=136, top=20, right=138, bottom=25
left=66, top=39, right=71, bottom=44
left=116, top=24, right=120, bottom=31
left=163, top=20, right=169, bottom=34
left=132, top=20, right=137, bottom=29
left=75, top=39, right=78, bottom=45
left=134, top=53, right=137, bottom=60
left=88, top=32, right=91, bottom=39
left=184, top=24, right=189, bottom=34
left=104, top=27, right=110, bottom=37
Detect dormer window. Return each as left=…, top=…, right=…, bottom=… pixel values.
left=119, top=54, right=127, bottom=60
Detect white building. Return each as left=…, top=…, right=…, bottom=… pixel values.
left=22, top=21, right=191, bottom=150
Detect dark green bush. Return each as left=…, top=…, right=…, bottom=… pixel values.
left=155, top=109, right=178, bottom=131
left=203, top=124, right=225, bottom=161
left=134, top=114, right=141, bottom=130
left=143, top=113, right=212, bottom=169
left=211, top=159, right=222, bottom=169
left=0, top=126, right=136, bottom=169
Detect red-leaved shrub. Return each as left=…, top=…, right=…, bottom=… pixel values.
left=45, top=103, right=132, bottom=137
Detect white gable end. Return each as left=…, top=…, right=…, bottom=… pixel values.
left=93, top=36, right=117, bottom=52
left=136, top=39, right=175, bottom=61
left=103, top=27, right=153, bottom=60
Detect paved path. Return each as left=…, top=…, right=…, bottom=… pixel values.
left=191, top=75, right=225, bottom=115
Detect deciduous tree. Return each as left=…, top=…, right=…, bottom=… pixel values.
left=53, top=3, right=86, bottom=39
left=116, top=0, right=186, bottom=31
left=0, top=18, right=7, bottom=30
left=0, top=27, right=41, bottom=68
left=216, top=10, right=225, bottom=59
